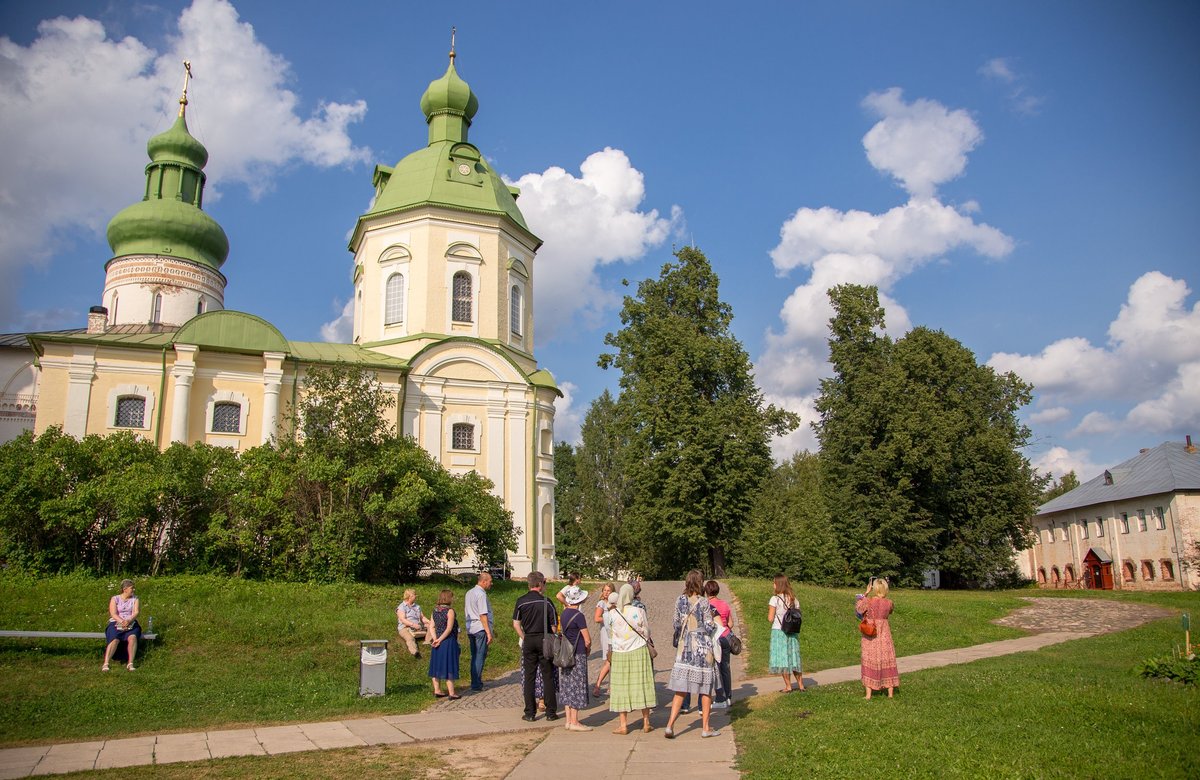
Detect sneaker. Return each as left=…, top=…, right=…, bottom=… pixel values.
left=679, top=706, right=692, bottom=714
left=712, top=700, right=729, bottom=709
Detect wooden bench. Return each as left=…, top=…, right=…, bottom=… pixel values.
left=0, top=619, right=157, bottom=642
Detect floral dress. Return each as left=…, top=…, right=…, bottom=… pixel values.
left=856, top=596, right=899, bottom=690
left=667, top=594, right=717, bottom=697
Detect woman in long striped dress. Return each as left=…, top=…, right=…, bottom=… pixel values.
left=855, top=578, right=899, bottom=699
left=608, top=583, right=656, bottom=734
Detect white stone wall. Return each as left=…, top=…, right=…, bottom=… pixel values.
left=102, top=255, right=225, bottom=327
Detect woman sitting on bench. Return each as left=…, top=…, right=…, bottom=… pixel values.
left=102, top=579, right=141, bottom=672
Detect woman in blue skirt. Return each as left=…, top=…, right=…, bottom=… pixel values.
left=428, top=589, right=461, bottom=699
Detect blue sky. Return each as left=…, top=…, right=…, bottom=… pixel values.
left=2, top=0, right=1198, bottom=482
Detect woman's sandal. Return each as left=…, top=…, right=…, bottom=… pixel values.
left=702, top=729, right=722, bottom=738
left=434, top=692, right=448, bottom=698
left=126, top=663, right=135, bottom=671
left=447, top=694, right=461, bottom=700
left=664, top=728, right=675, bottom=739
left=101, top=664, right=109, bottom=672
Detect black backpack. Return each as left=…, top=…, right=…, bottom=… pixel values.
left=779, top=599, right=803, bottom=635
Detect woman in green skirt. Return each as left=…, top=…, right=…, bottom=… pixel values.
left=607, top=583, right=656, bottom=734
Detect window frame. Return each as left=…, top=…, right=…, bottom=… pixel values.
left=451, top=271, right=473, bottom=323
left=114, top=395, right=147, bottom=429
left=205, top=390, right=250, bottom=438
left=451, top=422, right=475, bottom=451
left=384, top=272, right=406, bottom=326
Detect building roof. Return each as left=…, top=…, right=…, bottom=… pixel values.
left=350, top=56, right=539, bottom=250
left=1037, top=440, right=1200, bottom=515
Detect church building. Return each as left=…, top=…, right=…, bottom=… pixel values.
left=13, top=54, right=560, bottom=577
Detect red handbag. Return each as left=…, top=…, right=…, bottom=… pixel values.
left=859, top=617, right=876, bottom=637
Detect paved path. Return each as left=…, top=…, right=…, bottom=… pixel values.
left=0, top=587, right=1173, bottom=779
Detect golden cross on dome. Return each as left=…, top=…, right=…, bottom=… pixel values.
left=178, top=60, right=193, bottom=117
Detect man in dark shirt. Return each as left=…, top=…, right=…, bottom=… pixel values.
left=511, top=570, right=559, bottom=721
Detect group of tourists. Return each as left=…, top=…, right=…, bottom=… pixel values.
left=401, top=568, right=899, bottom=732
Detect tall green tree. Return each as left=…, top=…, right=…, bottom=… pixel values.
left=1041, top=471, right=1079, bottom=503
left=816, top=284, right=1043, bottom=587
left=734, top=451, right=848, bottom=584
left=599, top=246, right=798, bottom=577
left=551, top=441, right=586, bottom=574
left=572, top=390, right=635, bottom=578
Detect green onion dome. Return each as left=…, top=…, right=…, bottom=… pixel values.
left=419, top=58, right=479, bottom=128
left=106, top=109, right=229, bottom=271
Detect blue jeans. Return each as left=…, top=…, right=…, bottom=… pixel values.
left=469, top=631, right=489, bottom=690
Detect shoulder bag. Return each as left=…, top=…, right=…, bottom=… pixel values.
left=613, top=605, right=657, bottom=659
left=540, top=598, right=571, bottom=668
left=778, top=596, right=803, bottom=635
left=552, top=610, right=578, bottom=668
left=859, top=600, right=877, bottom=637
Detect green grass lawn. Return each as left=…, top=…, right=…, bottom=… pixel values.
left=725, top=578, right=1033, bottom=677
left=731, top=610, right=1200, bottom=779
left=0, top=573, right=528, bottom=746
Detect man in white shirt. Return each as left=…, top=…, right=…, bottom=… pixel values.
left=464, top=571, right=494, bottom=691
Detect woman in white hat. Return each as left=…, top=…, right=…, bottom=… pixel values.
left=558, top=585, right=593, bottom=731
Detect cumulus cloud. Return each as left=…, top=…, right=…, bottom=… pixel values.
left=0, top=0, right=369, bottom=327
left=861, top=88, right=983, bottom=199
left=1031, top=446, right=1102, bottom=484
left=989, top=272, right=1200, bottom=437
left=507, top=147, right=682, bottom=342
left=320, top=298, right=354, bottom=343
left=758, top=91, right=1014, bottom=459
left=551, top=380, right=583, bottom=445
left=1028, top=406, right=1071, bottom=425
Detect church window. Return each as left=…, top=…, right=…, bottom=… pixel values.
left=1161, top=560, right=1175, bottom=580
left=1137, top=509, right=1147, bottom=532
left=385, top=273, right=405, bottom=325
left=452, top=272, right=473, bottom=322
left=1119, top=513, right=1130, bottom=534
left=1064, top=565, right=1075, bottom=583
left=1080, top=519, right=1088, bottom=539
left=1153, top=507, right=1165, bottom=530
left=1060, top=523, right=1069, bottom=542
left=510, top=285, right=523, bottom=336
left=1096, top=516, right=1105, bottom=537
left=151, top=294, right=163, bottom=324
left=1050, top=566, right=1060, bottom=585
left=451, top=423, right=474, bottom=451
left=111, top=295, right=118, bottom=324
left=1036, top=568, right=1046, bottom=584
left=1122, top=560, right=1136, bottom=581
left=211, top=402, right=241, bottom=434
left=197, top=298, right=206, bottom=316
left=114, top=396, right=146, bottom=428
left=1140, top=560, right=1154, bottom=581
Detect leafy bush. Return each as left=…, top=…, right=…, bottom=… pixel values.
left=1137, top=655, right=1199, bottom=685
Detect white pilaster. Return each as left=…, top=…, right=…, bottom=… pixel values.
left=169, top=344, right=198, bottom=443
left=261, top=351, right=285, bottom=443
left=64, top=348, right=97, bottom=438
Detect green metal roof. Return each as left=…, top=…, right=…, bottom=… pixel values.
left=174, top=311, right=289, bottom=354
left=527, top=368, right=560, bottom=394
left=288, top=341, right=409, bottom=370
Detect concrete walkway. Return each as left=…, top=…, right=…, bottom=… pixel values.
left=0, top=591, right=1167, bottom=779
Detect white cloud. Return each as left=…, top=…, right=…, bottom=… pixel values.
left=759, top=91, right=1014, bottom=461
left=551, top=380, right=583, bottom=445
left=507, top=147, right=681, bottom=343
left=0, top=0, right=369, bottom=327
left=861, top=88, right=983, bottom=199
left=989, top=273, right=1200, bottom=425
left=320, top=298, right=354, bottom=343
left=765, top=392, right=820, bottom=462
left=1028, top=406, right=1071, bottom=425
left=1070, top=411, right=1118, bottom=437
left=979, top=58, right=1016, bottom=83
left=979, top=57, right=1043, bottom=116
left=1031, top=446, right=1101, bottom=483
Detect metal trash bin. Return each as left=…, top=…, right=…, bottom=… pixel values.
left=359, top=639, right=388, bottom=697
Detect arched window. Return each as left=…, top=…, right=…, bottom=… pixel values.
left=510, top=284, right=523, bottom=336
left=111, top=294, right=119, bottom=324
left=1161, top=560, right=1175, bottom=580
left=451, top=422, right=474, bottom=451
left=1051, top=566, right=1061, bottom=585
left=196, top=298, right=206, bottom=316
left=1064, top=565, right=1075, bottom=583
left=1037, top=568, right=1046, bottom=584
left=114, top=396, right=146, bottom=428
left=452, top=272, right=472, bottom=322
left=1140, top=560, right=1154, bottom=581
left=151, top=293, right=163, bottom=324
left=1122, top=561, right=1136, bottom=581
left=385, top=273, right=405, bottom=325
left=211, top=402, right=241, bottom=434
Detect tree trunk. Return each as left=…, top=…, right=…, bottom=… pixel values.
left=709, top=545, right=726, bottom=578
